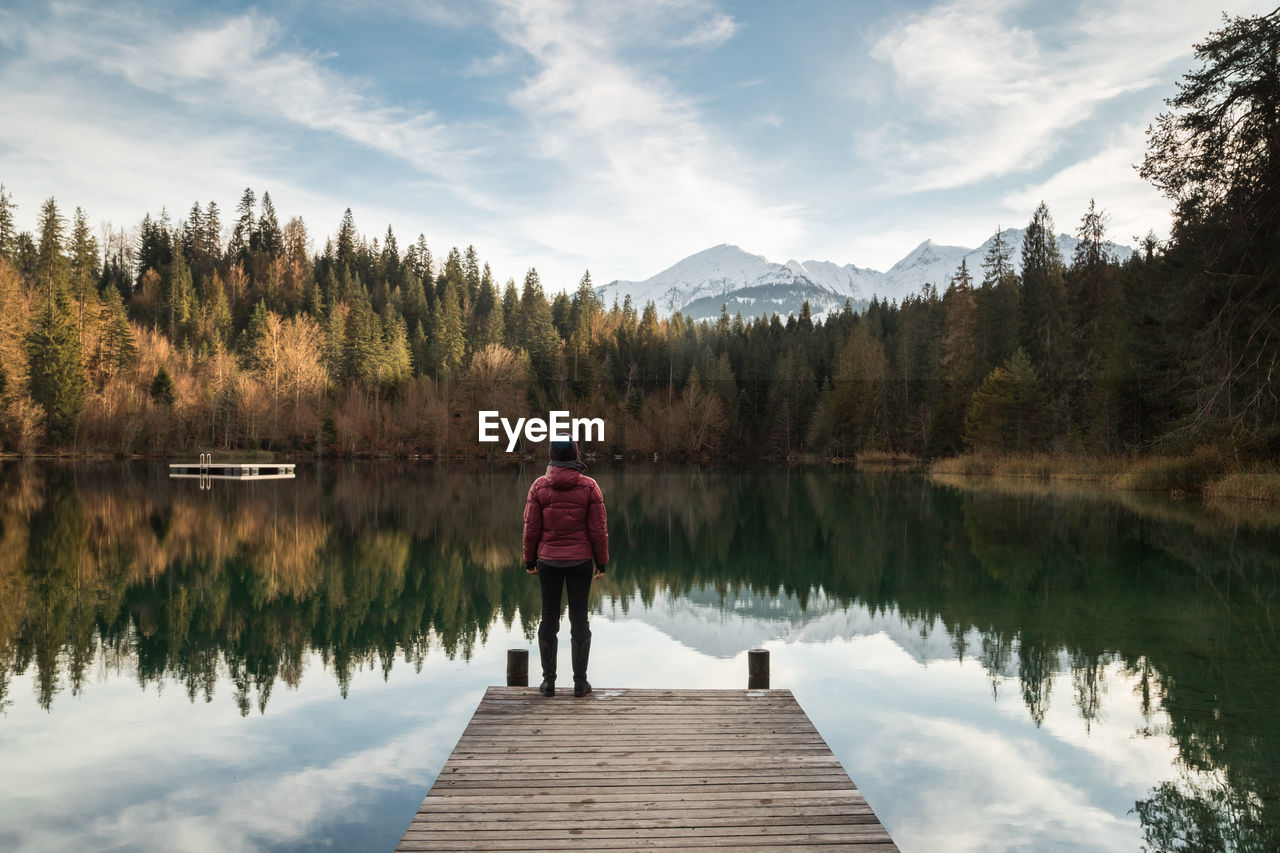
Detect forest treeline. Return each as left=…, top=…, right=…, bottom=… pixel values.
left=0, top=10, right=1275, bottom=460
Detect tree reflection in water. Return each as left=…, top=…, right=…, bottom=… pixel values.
left=0, top=462, right=1276, bottom=849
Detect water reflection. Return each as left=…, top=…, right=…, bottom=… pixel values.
left=0, top=462, right=1277, bottom=850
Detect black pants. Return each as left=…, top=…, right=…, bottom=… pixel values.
left=537, top=559, right=593, bottom=646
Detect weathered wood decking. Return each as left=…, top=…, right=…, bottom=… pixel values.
left=397, top=687, right=898, bottom=851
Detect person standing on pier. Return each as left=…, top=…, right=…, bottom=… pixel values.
left=523, top=437, right=609, bottom=697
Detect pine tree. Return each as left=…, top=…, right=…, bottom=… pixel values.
left=26, top=299, right=87, bottom=443
left=166, top=249, right=196, bottom=345
left=1068, top=200, right=1115, bottom=386
left=976, top=226, right=1021, bottom=375
left=204, top=201, right=223, bottom=268
left=423, top=298, right=442, bottom=377
left=380, top=224, right=400, bottom=283
left=255, top=191, right=283, bottom=257
left=938, top=260, right=983, bottom=452
left=336, top=208, right=357, bottom=271
left=410, top=320, right=428, bottom=376
left=474, top=263, right=500, bottom=347
left=0, top=256, right=27, bottom=399
left=205, top=271, right=233, bottom=347
left=980, top=226, right=1012, bottom=287
left=324, top=300, right=345, bottom=378
left=568, top=271, right=598, bottom=396
left=36, top=197, right=68, bottom=313
left=150, top=365, right=176, bottom=406
left=302, top=271, right=322, bottom=318
left=433, top=277, right=466, bottom=380
left=342, top=288, right=382, bottom=386
left=14, top=232, right=38, bottom=284
left=69, top=207, right=99, bottom=344
left=965, top=348, right=1048, bottom=452
left=483, top=300, right=505, bottom=350
left=501, top=279, right=520, bottom=350
left=440, top=247, right=466, bottom=308
left=941, top=259, right=981, bottom=382
left=827, top=320, right=887, bottom=452
left=463, top=244, right=480, bottom=305
left=183, top=202, right=204, bottom=265
left=519, top=268, right=559, bottom=392
left=96, top=283, right=136, bottom=384
left=380, top=305, right=412, bottom=387
left=551, top=291, right=572, bottom=340
left=1141, top=9, right=1280, bottom=252
left=135, top=213, right=172, bottom=289
left=230, top=187, right=255, bottom=258
left=411, top=234, right=433, bottom=285
left=0, top=184, right=15, bottom=260
left=1018, top=202, right=1067, bottom=384
left=1140, top=9, right=1280, bottom=445
left=241, top=300, right=271, bottom=369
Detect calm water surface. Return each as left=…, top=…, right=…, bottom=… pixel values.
left=0, top=463, right=1277, bottom=852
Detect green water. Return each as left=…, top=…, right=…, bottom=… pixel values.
left=0, top=463, right=1276, bottom=852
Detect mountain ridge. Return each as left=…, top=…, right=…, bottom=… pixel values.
left=596, top=231, right=1134, bottom=323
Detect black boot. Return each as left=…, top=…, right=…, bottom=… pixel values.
left=571, top=635, right=591, bottom=696
left=538, top=635, right=557, bottom=696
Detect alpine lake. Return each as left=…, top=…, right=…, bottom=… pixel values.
left=0, top=461, right=1277, bottom=852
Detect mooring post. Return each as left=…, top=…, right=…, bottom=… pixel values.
left=507, top=648, right=529, bottom=687
left=748, top=648, right=770, bottom=689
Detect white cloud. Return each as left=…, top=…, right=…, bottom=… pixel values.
left=675, top=11, right=738, bottom=48
left=0, top=2, right=505, bottom=220
left=866, top=0, right=1259, bottom=192
left=488, top=0, right=806, bottom=281
left=85, top=10, right=467, bottom=183
left=0, top=2, right=529, bottom=279
left=1002, top=126, right=1174, bottom=244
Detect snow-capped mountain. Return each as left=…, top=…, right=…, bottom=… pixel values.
left=597, top=231, right=1134, bottom=323
left=785, top=258, right=881, bottom=299
left=877, top=228, right=1132, bottom=304
left=594, top=244, right=853, bottom=323
left=600, top=585, right=1020, bottom=675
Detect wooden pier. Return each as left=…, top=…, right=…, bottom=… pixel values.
left=397, top=686, right=898, bottom=851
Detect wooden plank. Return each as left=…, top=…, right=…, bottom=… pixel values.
left=396, top=687, right=897, bottom=852
left=455, top=731, right=829, bottom=741
left=416, top=788, right=868, bottom=806
left=396, top=824, right=890, bottom=845
left=399, top=846, right=899, bottom=853
left=401, top=824, right=892, bottom=839
left=429, top=779, right=860, bottom=792
left=414, top=799, right=875, bottom=814
left=443, top=755, right=840, bottom=763
left=400, top=841, right=896, bottom=849
left=404, top=814, right=885, bottom=824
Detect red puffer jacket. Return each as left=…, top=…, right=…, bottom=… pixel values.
left=523, top=466, right=609, bottom=567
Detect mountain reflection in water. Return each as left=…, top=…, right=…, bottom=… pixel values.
left=0, top=461, right=1277, bottom=851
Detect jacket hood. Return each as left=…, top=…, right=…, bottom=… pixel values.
left=546, top=465, right=583, bottom=489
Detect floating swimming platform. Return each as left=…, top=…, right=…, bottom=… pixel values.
left=169, top=453, right=296, bottom=483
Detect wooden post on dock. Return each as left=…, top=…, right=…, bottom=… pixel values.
left=748, top=647, right=770, bottom=689
left=505, top=649, right=528, bottom=687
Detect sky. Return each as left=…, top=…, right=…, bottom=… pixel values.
left=0, top=0, right=1271, bottom=291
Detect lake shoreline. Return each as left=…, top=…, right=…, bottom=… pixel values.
left=5, top=446, right=1280, bottom=504
left=926, top=449, right=1280, bottom=503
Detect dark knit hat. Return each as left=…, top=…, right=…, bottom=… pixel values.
left=549, top=437, right=582, bottom=468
